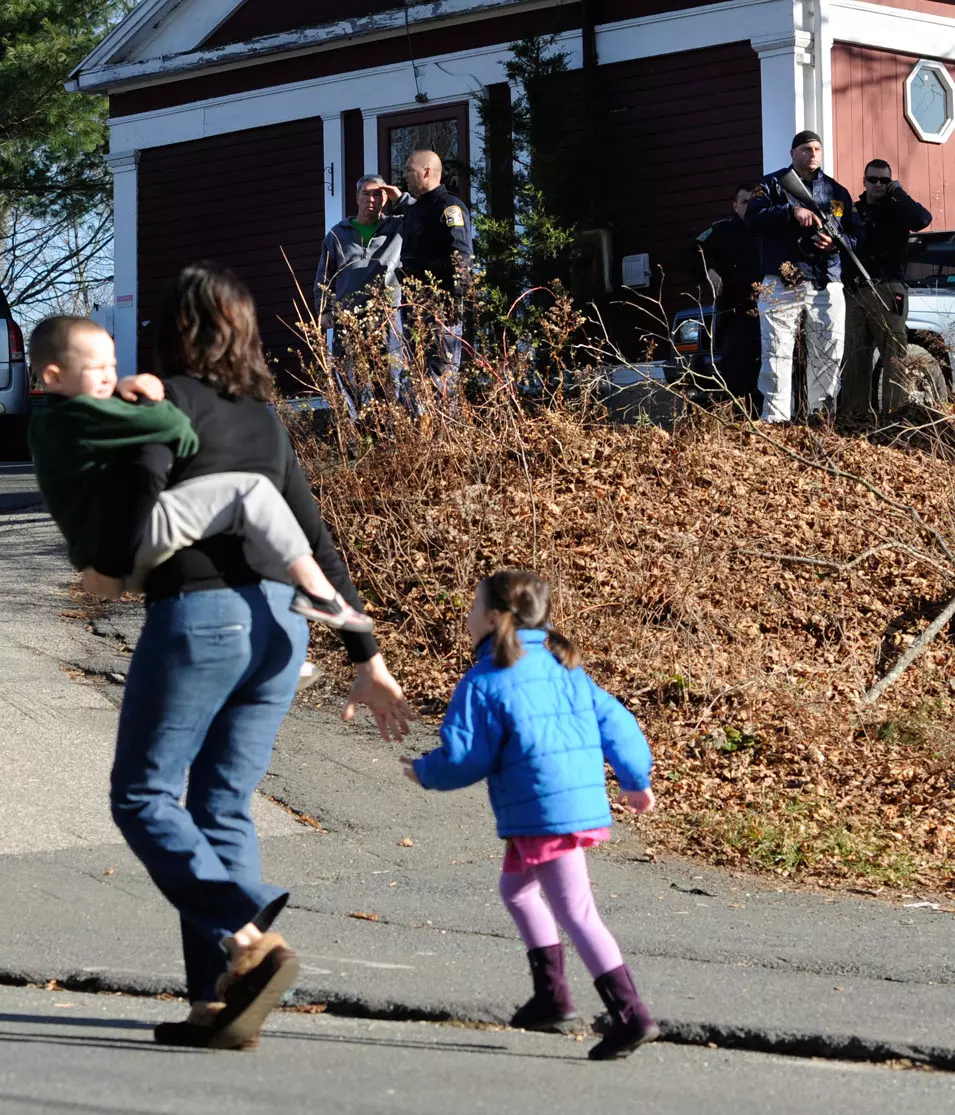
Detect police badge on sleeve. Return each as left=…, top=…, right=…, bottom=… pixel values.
left=830, top=200, right=844, bottom=219
left=443, top=205, right=466, bottom=228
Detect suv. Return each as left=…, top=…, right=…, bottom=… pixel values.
left=0, top=285, right=29, bottom=454
left=665, top=232, right=955, bottom=404
left=904, top=229, right=955, bottom=395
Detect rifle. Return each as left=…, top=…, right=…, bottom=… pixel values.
left=777, top=168, right=891, bottom=311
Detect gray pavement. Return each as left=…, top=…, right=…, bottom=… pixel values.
left=1, top=461, right=954, bottom=1102
left=1, top=985, right=953, bottom=1115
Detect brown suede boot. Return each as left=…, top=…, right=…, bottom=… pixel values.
left=205, top=932, right=299, bottom=1051
left=153, top=1001, right=259, bottom=1051
left=215, top=932, right=290, bottom=1001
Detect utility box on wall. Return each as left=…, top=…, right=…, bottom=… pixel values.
left=621, top=253, right=651, bottom=288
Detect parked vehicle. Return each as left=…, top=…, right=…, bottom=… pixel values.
left=904, top=229, right=955, bottom=397
left=664, top=231, right=955, bottom=404
left=0, top=285, right=29, bottom=456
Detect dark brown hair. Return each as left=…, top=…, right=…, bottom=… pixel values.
left=481, top=570, right=581, bottom=670
left=155, top=262, right=272, bottom=400
left=29, top=315, right=107, bottom=372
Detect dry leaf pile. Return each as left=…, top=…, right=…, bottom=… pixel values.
left=296, top=401, right=955, bottom=894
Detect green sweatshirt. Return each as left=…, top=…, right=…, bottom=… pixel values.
left=29, top=394, right=199, bottom=571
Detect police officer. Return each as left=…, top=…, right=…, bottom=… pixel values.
left=396, top=149, right=473, bottom=398
left=842, top=158, right=932, bottom=418
left=694, top=183, right=762, bottom=413
left=745, top=130, right=861, bottom=423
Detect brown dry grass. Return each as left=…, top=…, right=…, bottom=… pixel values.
left=285, top=289, right=955, bottom=895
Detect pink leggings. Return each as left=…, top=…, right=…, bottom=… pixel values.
left=498, top=847, right=623, bottom=978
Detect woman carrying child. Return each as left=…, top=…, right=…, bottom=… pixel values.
left=403, top=570, right=658, bottom=1060
left=86, top=262, right=410, bottom=1050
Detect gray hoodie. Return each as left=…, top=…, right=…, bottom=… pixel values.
left=314, top=216, right=403, bottom=312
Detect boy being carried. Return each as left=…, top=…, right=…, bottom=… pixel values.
left=28, top=315, right=371, bottom=633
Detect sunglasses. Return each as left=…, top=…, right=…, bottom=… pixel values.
left=865, top=176, right=891, bottom=184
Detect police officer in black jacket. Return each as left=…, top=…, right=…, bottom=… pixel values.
left=694, top=183, right=762, bottom=412
left=397, top=149, right=473, bottom=399
left=842, top=158, right=932, bottom=418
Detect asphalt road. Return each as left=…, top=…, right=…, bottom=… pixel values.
left=2, top=461, right=954, bottom=1112
left=0, top=986, right=952, bottom=1115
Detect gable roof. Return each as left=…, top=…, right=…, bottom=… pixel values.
left=68, top=0, right=540, bottom=94
left=74, top=0, right=244, bottom=74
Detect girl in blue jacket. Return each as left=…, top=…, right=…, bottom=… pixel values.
left=401, top=570, right=658, bottom=1060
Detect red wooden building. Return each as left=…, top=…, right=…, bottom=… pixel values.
left=69, top=0, right=955, bottom=375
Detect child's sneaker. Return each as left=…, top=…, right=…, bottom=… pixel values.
left=295, top=661, right=321, bottom=694
left=290, top=590, right=373, bottom=633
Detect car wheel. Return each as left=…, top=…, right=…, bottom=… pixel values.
left=881, top=345, right=949, bottom=411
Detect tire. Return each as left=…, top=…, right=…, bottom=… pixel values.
left=906, top=344, right=949, bottom=406
left=881, top=344, right=949, bottom=411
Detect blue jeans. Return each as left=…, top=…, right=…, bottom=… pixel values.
left=111, top=581, right=308, bottom=1002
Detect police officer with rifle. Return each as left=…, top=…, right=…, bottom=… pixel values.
left=745, top=130, right=862, bottom=424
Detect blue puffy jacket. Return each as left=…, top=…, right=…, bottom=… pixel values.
left=745, top=166, right=861, bottom=288
left=412, top=629, right=653, bottom=838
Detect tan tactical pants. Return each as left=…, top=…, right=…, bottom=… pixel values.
left=842, top=282, right=908, bottom=417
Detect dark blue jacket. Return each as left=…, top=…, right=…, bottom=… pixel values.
left=694, top=215, right=761, bottom=314
left=412, top=628, right=653, bottom=838
left=855, top=188, right=932, bottom=283
left=398, top=184, right=473, bottom=296
left=745, top=167, right=861, bottom=288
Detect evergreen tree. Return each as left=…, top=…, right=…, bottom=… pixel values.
left=474, top=36, right=578, bottom=308
left=0, top=1, right=132, bottom=220
left=1, top=2, right=133, bottom=318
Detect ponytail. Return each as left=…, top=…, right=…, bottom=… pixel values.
left=492, top=609, right=525, bottom=668
left=481, top=570, right=583, bottom=671
left=546, top=628, right=581, bottom=670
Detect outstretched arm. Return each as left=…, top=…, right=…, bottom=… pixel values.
left=412, top=678, right=499, bottom=791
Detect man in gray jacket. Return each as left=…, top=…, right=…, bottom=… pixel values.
left=314, top=174, right=404, bottom=414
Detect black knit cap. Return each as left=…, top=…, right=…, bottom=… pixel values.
left=791, top=129, right=822, bottom=149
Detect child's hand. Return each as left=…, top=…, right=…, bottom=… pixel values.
left=116, top=373, right=165, bottom=403
left=400, top=757, right=421, bottom=786
left=80, top=568, right=123, bottom=600
left=618, top=788, right=655, bottom=815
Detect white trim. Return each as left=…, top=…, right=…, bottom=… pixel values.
left=105, top=151, right=140, bottom=378
left=363, top=113, right=379, bottom=177
left=323, top=115, right=345, bottom=227
left=467, top=92, right=486, bottom=214
left=120, top=0, right=245, bottom=64
left=107, top=34, right=581, bottom=152
left=904, top=58, right=955, bottom=143
left=829, top=0, right=955, bottom=62
left=73, top=0, right=178, bottom=75
left=72, top=0, right=560, bottom=93
left=753, top=31, right=814, bottom=171
left=813, top=0, right=835, bottom=171
left=595, top=0, right=794, bottom=64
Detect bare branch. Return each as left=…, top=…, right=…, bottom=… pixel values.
left=865, top=592, right=955, bottom=704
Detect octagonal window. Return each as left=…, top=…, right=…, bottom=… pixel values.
left=905, top=60, right=955, bottom=144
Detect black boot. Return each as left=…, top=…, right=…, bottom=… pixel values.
left=510, top=944, right=579, bottom=1032
left=588, top=964, right=660, bottom=1060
